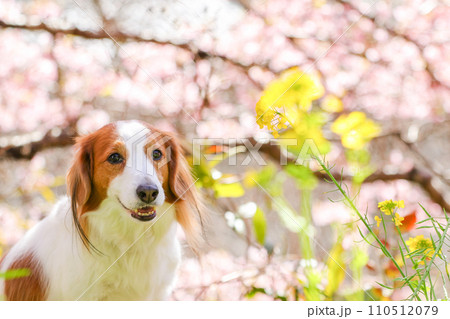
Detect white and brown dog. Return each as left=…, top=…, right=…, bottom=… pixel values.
left=0, top=120, right=203, bottom=300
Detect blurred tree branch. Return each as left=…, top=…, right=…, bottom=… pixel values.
left=0, top=19, right=190, bottom=47
left=249, top=136, right=450, bottom=212
left=0, top=19, right=267, bottom=89
left=0, top=128, right=448, bottom=212
left=0, top=126, right=76, bottom=160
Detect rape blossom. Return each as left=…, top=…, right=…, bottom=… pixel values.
left=331, top=112, right=381, bottom=150
left=256, top=67, right=324, bottom=137
left=378, top=200, right=405, bottom=215
left=405, top=235, right=436, bottom=264
left=374, top=215, right=382, bottom=228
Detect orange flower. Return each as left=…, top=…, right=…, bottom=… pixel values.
left=399, top=211, right=417, bottom=232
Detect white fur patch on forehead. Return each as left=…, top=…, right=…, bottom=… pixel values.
left=116, top=121, right=157, bottom=177
left=116, top=120, right=150, bottom=141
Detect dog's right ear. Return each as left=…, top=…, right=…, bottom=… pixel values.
left=163, top=132, right=206, bottom=252
left=67, top=135, right=94, bottom=249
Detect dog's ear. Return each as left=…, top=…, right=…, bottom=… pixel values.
left=165, top=133, right=205, bottom=251
left=67, top=135, right=94, bottom=250
left=166, top=135, right=191, bottom=200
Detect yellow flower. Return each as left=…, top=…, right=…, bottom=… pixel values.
left=321, top=95, right=343, bottom=113
left=255, top=104, right=287, bottom=137
left=393, top=213, right=404, bottom=227
left=374, top=215, right=382, bottom=228
left=256, top=67, right=324, bottom=137
left=277, top=111, right=331, bottom=155
left=378, top=199, right=404, bottom=215
left=331, top=112, right=381, bottom=149
left=262, top=67, right=324, bottom=110
left=406, top=235, right=436, bottom=264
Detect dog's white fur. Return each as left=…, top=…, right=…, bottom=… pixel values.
left=0, top=121, right=187, bottom=300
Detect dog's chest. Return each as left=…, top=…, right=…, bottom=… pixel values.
left=75, top=230, right=181, bottom=301
left=72, top=202, right=181, bottom=300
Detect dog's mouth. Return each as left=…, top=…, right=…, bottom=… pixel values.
left=118, top=198, right=157, bottom=222
left=130, top=206, right=157, bottom=221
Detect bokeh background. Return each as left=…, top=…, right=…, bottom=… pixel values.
left=0, top=0, right=449, bottom=300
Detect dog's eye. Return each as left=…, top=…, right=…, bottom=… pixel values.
left=107, top=153, right=124, bottom=164
left=152, top=149, right=163, bottom=161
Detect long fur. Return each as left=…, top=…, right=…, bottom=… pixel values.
left=0, top=121, right=204, bottom=300
left=164, top=131, right=205, bottom=251
left=66, top=134, right=96, bottom=252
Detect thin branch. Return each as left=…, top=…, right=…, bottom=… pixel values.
left=0, top=19, right=268, bottom=88
left=0, top=19, right=189, bottom=48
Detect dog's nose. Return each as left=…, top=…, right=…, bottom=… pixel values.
left=136, top=185, right=159, bottom=204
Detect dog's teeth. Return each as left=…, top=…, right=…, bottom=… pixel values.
left=137, top=212, right=150, bottom=216
left=131, top=207, right=155, bottom=218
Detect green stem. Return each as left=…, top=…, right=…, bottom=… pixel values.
left=394, top=224, right=425, bottom=300
left=315, top=158, right=420, bottom=299
left=411, top=220, right=449, bottom=299
left=299, top=188, right=314, bottom=260
left=428, top=272, right=435, bottom=300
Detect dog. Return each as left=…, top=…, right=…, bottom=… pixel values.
left=0, top=120, right=203, bottom=300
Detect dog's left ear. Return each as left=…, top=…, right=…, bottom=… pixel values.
left=165, top=133, right=205, bottom=251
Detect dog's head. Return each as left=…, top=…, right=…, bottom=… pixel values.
left=67, top=120, right=203, bottom=250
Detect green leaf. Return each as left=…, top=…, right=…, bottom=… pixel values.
left=253, top=208, right=267, bottom=245
left=376, top=281, right=394, bottom=290
left=192, top=162, right=215, bottom=188
left=352, top=165, right=375, bottom=185
left=0, top=268, right=31, bottom=279
left=245, top=287, right=268, bottom=299
left=345, top=149, right=370, bottom=165
left=284, top=164, right=318, bottom=190
left=244, top=165, right=277, bottom=189
left=213, top=182, right=245, bottom=198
